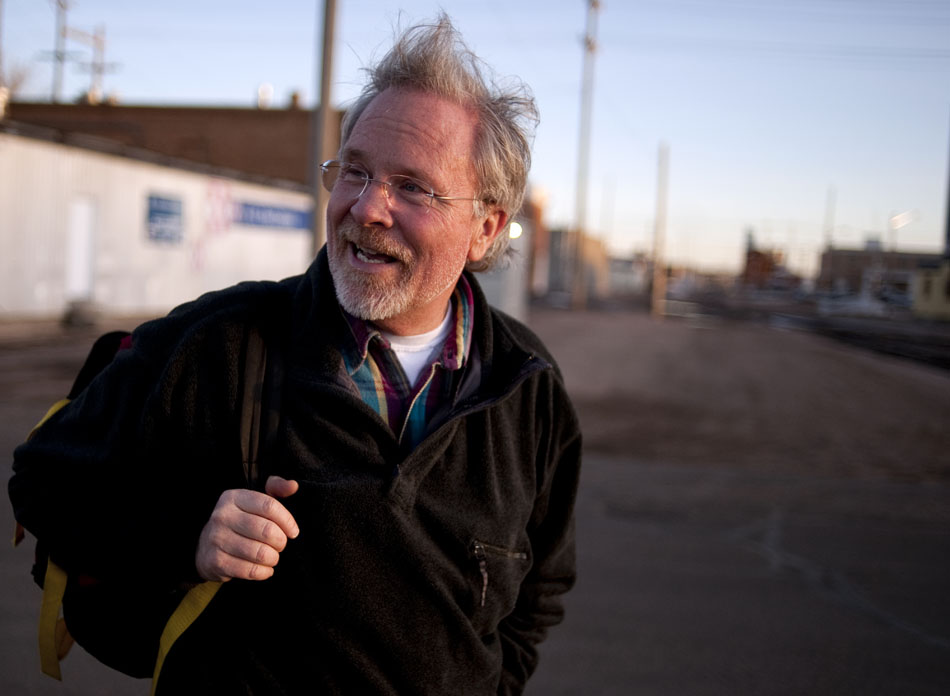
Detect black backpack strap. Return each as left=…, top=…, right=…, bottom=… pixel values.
left=238, top=324, right=284, bottom=490
left=239, top=327, right=267, bottom=488
left=153, top=324, right=283, bottom=692
left=67, top=331, right=132, bottom=399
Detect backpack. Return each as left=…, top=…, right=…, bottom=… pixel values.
left=13, top=325, right=276, bottom=693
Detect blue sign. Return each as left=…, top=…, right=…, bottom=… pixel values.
left=147, top=195, right=183, bottom=243
left=235, top=202, right=311, bottom=231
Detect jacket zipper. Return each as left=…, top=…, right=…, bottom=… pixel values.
left=471, top=540, right=529, bottom=607
left=397, top=363, right=440, bottom=445
left=444, top=355, right=548, bottom=430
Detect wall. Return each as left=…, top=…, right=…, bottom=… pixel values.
left=476, top=218, right=530, bottom=322
left=8, top=102, right=341, bottom=186
left=817, top=246, right=942, bottom=294
left=913, top=261, right=950, bottom=320
left=0, top=131, right=314, bottom=319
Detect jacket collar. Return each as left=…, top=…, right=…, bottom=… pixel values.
left=287, top=246, right=544, bottom=396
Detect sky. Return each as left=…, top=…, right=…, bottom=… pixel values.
left=4, top=0, right=950, bottom=277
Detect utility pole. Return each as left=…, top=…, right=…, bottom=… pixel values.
left=51, top=0, right=68, bottom=102
left=67, top=23, right=111, bottom=102
left=944, top=110, right=950, bottom=260
left=311, top=0, right=336, bottom=256
left=822, top=185, right=836, bottom=291
left=822, top=185, right=836, bottom=248
left=571, top=0, right=600, bottom=309
left=0, top=0, right=6, bottom=88
left=651, top=143, right=669, bottom=317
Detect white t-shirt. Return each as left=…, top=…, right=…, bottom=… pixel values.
left=379, top=304, right=453, bottom=387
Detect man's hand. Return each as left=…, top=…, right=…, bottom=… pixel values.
left=196, top=475, right=300, bottom=582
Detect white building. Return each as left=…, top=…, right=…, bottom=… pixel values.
left=1, top=123, right=530, bottom=323
left=1, top=125, right=314, bottom=320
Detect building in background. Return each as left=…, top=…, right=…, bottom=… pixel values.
left=540, top=227, right=610, bottom=307
left=1, top=121, right=313, bottom=320
left=913, top=257, right=950, bottom=320
left=3, top=100, right=533, bottom=321
left=741, top=231, right=801, bottom=292
left=607, top=254, right=651, bottom=302
left=817, top=240, right=941, bottom=304
left=7, top=98, right=332, bottom=187
left=912, top=211, right=950, bottom=320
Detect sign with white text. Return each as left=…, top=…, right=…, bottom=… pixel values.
left=235, top=202, right=310, bottom=231
left=147, top=195, right=184, bottom=243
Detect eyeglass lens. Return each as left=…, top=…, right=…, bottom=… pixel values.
left=322, top=163, right=435, bottom=208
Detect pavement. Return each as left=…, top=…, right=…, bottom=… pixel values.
left=524, top=454, right=950, bottom=696
left=1, top=309, right=949, bottom=695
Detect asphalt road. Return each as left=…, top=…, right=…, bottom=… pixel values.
left=524, top=454, right=950, bottom=696
left=2, top=310, right=949, bottom=695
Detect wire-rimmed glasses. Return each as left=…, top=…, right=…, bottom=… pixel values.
left=320, top=160, right=482, bottom=211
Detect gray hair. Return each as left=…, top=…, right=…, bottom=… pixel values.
left=339, top=13, right=539, bottom=272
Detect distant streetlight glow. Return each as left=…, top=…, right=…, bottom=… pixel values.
left=889, top=210, right=917, bottom=230
left=509, top=221, right=523, bottom=239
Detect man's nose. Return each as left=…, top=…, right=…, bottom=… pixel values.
left=350, top=178, right=394, bottom=226
left=362, top=178, right=393, bottom=201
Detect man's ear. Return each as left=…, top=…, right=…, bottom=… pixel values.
left=468, top=208, right=509, bottom=263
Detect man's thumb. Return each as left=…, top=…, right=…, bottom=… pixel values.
left=265, top=475, right=300, bottom=498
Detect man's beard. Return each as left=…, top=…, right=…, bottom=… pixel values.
left=328, top=219, right=419, bottom=322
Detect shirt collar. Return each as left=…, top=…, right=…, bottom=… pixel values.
left=341, top=274, right=475, bottom=376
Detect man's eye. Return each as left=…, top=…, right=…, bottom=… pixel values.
left=398, top=178, right=429, bottom=195
left=341, top=165, right=368, bottom=181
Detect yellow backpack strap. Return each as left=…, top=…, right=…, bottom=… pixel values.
left=150, top=326, right=272, bottom=693
left=38, top=560, right=73, bottom=680
left=38, top=559, right=222, bottom=688
left=11, top=399, right=72, bottom=550
left=150, top=581, right=222, bottom=696
left=150, top=326, right=273, bottom=693
left=29, top=398, right=72, bottom=440
left=20, top=399, right=76, bottom=680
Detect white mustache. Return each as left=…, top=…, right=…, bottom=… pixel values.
left=337, top=220, right=413, bottom=265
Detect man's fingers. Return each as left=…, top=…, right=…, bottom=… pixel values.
left=197, top=519, right=284, bottom=583
left=223, top=508, right=291, bottom=551
left=200, top=549, right=276, bottom=583
left=232, top=488, right=300, bottom=540
left=207, top=525, right=281, bottom=566
left=195, top=485, right=300, bottom=582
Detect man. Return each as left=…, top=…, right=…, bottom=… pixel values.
left=10, top=15, right=581, bottom=696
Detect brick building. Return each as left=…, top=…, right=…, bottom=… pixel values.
left=7, top=100, right=342, bottom=186
left=2, top=99, right=534, bottom=321
left=817, top=241, right=942, bottom=298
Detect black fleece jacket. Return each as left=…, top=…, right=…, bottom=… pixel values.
left=10, top=248, right=582, bottom=695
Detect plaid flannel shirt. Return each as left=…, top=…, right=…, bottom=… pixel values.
left=340, top=276, right=474, bottom=449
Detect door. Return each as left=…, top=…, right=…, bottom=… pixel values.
left=64, top=195, right=96, bottom=304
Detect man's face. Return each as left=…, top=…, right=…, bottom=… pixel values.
left=326, top=87, right=506, bottom=336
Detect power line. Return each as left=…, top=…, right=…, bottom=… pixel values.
left=67, top=23, right=119, bottom=102
left=633, top=0, right=950, bottom=26
left=608, top=34, right=950, bottom=68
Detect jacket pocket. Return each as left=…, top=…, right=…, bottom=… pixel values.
left=470, top=539, right=529, bottom=612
